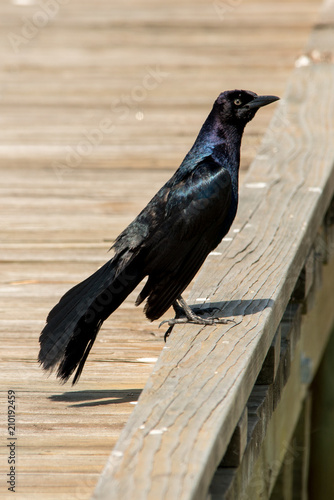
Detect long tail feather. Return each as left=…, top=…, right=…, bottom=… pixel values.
left=38, top=253, right=144, bottom=383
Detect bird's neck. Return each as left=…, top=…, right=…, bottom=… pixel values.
left=214, top=122, right=243, bottom=196
left=195, top=113, right=244, bottom=195
left=179, top=108, right=245, bottom=200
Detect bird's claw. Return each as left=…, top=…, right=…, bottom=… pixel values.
left=160, top=317, right=234, bottom=328
left=160, top=315, right=235, bottom=341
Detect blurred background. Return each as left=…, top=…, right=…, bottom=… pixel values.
left=1, top=0, right=318, bottom=175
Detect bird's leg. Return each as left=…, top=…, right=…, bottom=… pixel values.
left=160, top=295, right=233, bottom=340
left=175, top=296, right=209, bottom=322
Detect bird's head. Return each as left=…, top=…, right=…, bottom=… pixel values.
left=215, top=89, right=279, bottom=126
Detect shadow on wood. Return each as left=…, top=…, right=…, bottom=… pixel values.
left=50, top=389, right=142, bottom=407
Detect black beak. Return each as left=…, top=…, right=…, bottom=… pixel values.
left=245, top=94, right=280, bottom=110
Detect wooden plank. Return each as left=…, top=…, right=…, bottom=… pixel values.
left=93, top=3, right=334, bottom=499
left=0, top=0, right=317, bottom=172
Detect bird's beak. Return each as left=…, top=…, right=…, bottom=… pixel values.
left=245, top=94, right=280, bottom=109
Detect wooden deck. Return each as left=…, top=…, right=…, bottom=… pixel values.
left=0, top=1, right=321, bottom=499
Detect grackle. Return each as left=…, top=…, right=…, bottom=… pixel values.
left=39, top=90, right=279, bottom=383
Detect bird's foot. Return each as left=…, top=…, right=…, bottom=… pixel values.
left=159, top=315, right=233, bottom=327
left=160, top=295, right=234, bottom=341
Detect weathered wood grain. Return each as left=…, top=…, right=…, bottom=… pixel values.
left=93, top=3, right=334, bottom=499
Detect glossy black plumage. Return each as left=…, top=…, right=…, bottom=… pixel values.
left=38, top=90, right=279, bottom=383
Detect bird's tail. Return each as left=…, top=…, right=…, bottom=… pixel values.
left=38, top=252, right=144, bottom=384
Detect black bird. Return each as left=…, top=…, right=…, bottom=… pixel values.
left=39, top=90, right=279, bottom=383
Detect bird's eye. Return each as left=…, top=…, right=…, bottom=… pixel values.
left=234, top=98, right=242, bottom=106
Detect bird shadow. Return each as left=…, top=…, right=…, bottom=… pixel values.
left=162, top=298, right=274, bottom=340
left=180, top=297, right=274, bottom=319
left=49, top=389, right=142, bottom=408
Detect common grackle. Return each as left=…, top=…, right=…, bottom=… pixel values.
left=39, top=90, right=279, bottom=383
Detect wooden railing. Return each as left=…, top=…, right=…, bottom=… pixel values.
left=92, top=3, right=334, bottom=499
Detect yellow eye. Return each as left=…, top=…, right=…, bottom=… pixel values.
left=234, top=98, right=242, bottom=106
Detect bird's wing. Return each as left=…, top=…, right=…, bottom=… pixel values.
left=135, top=155, right=233, bottom=319
left=114, top=154, right=231, bottom=252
